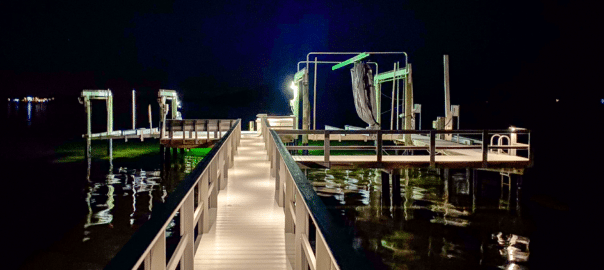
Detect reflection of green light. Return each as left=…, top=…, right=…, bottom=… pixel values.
left=54, top=140, right=160, bottom=163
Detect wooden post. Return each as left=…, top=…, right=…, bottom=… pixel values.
left=376, top=130, right=383, bottom=162
left=302, top=70, right=310, bottom=144
left=85, top=98, right=91, bottom=161
left=323, top=131, right=330, bottom=163
left=472, top=169, right=479, bottom=213
left=381, top=170, right=391, bottom=217
left=205, top=120, right=209, bottom=143
left=405, top=63, right=414, bottom=145
left=430, top=130, right=436, bottom=167
left=132, top=89, right=136, bottom=130
left=444, top=55, right=453, bottom=141
left=392, top=169, right=401, bottom=206
left=396, top=62, right=400, bottom=130
left=106, top=92, right=113, bottom=158
left=482, top=130, right=489, bottom=167
left=194, top=120, right=199, bottom=144
left=313, top=57, right=318, bottom=130
left=390, top=63, right=396, bottom=130
left=148, top=104, right=152, bottom=130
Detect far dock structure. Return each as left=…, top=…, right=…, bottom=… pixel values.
left=102, top=51, right=533, bottom=270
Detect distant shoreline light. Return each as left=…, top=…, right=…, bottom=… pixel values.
left=7, top=96, right=55, bottom=103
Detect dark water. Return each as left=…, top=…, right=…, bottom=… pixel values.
left=3, top=100, right=207, bottom=269
left=3, top=96, right=595, bottom=269
left=305, top=167, right=568, bottom=270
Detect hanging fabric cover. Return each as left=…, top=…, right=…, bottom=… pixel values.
left=350, top=62, right=379, bottom=129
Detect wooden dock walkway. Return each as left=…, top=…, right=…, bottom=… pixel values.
left=194, top=132, right=290, bottom=270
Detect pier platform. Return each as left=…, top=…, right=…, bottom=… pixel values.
left=194, top=132, right=290, bottom=270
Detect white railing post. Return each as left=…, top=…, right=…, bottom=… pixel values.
left=182, top=193, right=195, bottom=270
left=274, top=148, right=283, bottom=207
left=316, top=232, right=332, bottom=270
left=222, top=145, right=229, bottom=189
left=295, top=191, right=309, bottom=270
left=284, top=172, right=294, bottom=233
left=149, top=230, right=166, bottom=270
left=200, top=171, right=210, bottom=232
left=210, top=159, right=218, bottom=215
left=230, top=134, right=235, bottom=167
left=218, top=148, right=226, bottom=190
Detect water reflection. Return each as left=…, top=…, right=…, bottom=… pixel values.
left=81, top=145, right=198, bottom=249
left=307, top=168, right=529, bottom=270
left=27, top=102, right=32, bottom=125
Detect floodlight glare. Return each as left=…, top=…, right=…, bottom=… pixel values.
left=290, top=81, right=298, bottom=99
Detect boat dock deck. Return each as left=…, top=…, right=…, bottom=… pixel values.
left=194, top=133, right=290, bottom=270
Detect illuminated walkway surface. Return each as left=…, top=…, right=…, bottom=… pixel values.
left=194, top=133, right=289, bottom=270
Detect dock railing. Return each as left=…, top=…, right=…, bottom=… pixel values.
left=262, top=118, right=373, bottom=270
left=164, top=119, right=237, bottom=142
left=105, top=119, right=241, bottom=270
left=269, top=128, right=530, bottom=168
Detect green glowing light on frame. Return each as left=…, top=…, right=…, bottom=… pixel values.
left=331, top=53, right=370, bottom=70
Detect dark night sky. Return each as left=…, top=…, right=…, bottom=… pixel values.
left=1, top=0, right=601, bottom=127
left=1, top=2, right=602, bottom=268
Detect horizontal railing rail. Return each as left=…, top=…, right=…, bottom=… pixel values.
left=273, top=128, right=531, bottom=167
left=262, top=117, right=373, bottom=270
left=105, top=119, right=241, bottom=270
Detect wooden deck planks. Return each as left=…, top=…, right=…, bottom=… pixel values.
left=194, top=133, right=290, bottom=270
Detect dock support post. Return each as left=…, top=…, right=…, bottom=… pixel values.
left=430, top=130, right=436, bottom=167
left=396, top=62, right=400, bottom=130
left=381, top=170, right=391, bottom=217
left=482, top=130, right=489, bottom=167
left=106, top=92, right=114, bottom=168
left=405, top=63, right=414, bottom=145
left=390, top=62, right=396, bottom=130
left=313, top=57, right=317, bottom=130
left=324, top=131, right=330, bottom=164
left=392, top=169, right=402, bottom=207
left=376, top=130, right=382, bottom=162
left=472, top=169, right=479, bottom=213
left=444, top=55, right=453, bottom=141
left=515, top=174, right=523, bottom=216
left=302, top=69, right=310, bottom=146
left=84, top=97, right=92, bottom=162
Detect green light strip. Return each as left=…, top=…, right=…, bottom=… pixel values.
left=331, top=53, right=370, bottom=70
left=374, top=68, right=408, bottom=82
left=294, top=68, right=306, bottom=81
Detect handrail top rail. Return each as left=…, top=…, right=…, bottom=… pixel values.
left=166, top=118, right=238, bottom=122
left=105, top=119, right=241, bottom=270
